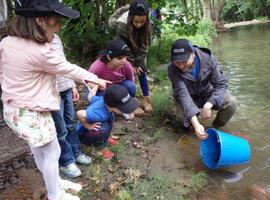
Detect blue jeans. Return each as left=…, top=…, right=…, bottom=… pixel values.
left=120, top=80, right=136, bottom=97
left=86, top=80, right=136, bottom=97
left=51, top=89, right=80, bottom=167
left=138, top=71, right=149, bottom=96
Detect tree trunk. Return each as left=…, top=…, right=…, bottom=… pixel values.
left=214, top=0, right=225, bottom=22
left=181, top=0, right=189, bottom=20
left=195, top=0, right=200, bottom=18
left=197, top=0, right=204, bottom=19
left=190, top=0, right=194, bottom=17
left=203, top=0, right=212, bottom=20
left=211, top=0, right=216, bottom=21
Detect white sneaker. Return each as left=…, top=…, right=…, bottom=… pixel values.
left=60, top=179, right=82, bottom=193
left=123, top=112, right=134, bottom=120
left=60, top=163, right=81, bottom=178
left=59, top=192, right=80, bottom=200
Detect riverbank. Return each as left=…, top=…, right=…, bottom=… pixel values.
left=224, top=19, right=270, bottom=29
left=0, top=78, right=208, bottom=200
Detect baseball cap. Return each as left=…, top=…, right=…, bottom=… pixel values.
left=104, top=85, right=138, bottom=114
left=14, top=0, right=80, bottom=18
left=106, top=39, right=130, bottom=58
left=129, top=0, right=149, bottom=16
left=171, top=38, right=194, bottom=62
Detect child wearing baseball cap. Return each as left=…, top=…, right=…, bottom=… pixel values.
left=75, top=84, right=138, bottom=160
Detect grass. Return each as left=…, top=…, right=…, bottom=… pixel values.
left=119, top=175, right=189, bottom=200
left=186, top=170, right=208, bottom=193
left=142, top=128, right=164, bottom=145
left=152, top=88, right=173, bottom=120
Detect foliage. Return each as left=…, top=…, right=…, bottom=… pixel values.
left=186, top=170, right=208, bottom=193
left=147, top=19, right=216, bottom=69
left=60, top=0, right=202, bottom=62
left=221, top=0, right=270, bottom=22
left=124, top=175, right=189, bottom=200
left=61, top=0, right=115, bottom=61
left=152, top=86, right=173, bottom=120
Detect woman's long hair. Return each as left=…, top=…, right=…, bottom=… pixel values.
left=126, top=14, right=150, bottom=51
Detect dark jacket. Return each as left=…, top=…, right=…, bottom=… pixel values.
left=168, top=47, right=228, bottom=127
left=108, top=5, right=152, bottom=71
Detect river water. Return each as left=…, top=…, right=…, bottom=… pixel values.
left=206, top=24, right=270, bottom=199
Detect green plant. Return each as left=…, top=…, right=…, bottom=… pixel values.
left=186, top=170, right=208, bottom=193
left=115, top=190, right=133, bottom=200
left=152, top=88, right=173, bottom=120
left=109, top=139, right=125, bottom=154
left=125, top=175, right=188, bottom=200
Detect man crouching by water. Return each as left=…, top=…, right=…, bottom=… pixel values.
left=167, top=38, right=237, bottom=140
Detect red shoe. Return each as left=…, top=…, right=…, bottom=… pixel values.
left=101, top=150, right=115, bottom=160
left=108, top=137, right=119, bottom=145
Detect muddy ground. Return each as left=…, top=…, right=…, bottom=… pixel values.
left=0, top=110, right=205, bottom=200
left=0, top=84, right=269, bottom=200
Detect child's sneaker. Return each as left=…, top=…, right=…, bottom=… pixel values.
left=60, top=179, right=82, bottom=193
left=108, top=137, right=118, bottom=145
left=123, top=112, right=134, bottom=120
left=59, top=192, right=80, bottom=200
left=101, top=149, right=115, bottom=160
left=46, top=192, right=80, bottom=200
left=60, top=163, right=81, bottom=178
left=75, top=154, right=92, bottom=165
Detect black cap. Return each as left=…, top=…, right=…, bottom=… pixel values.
left=14, top=0, right=80, bottom=18
left=171, top=38, right=194, bottom=62
left=106, top=39, right=130, bottom=58
left=129, top=0, right=149, bottom=16
left=104, top=84, right=138, bottom=114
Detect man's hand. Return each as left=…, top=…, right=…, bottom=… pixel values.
left=200, top=102, right=213, bottom=119
left=72, top=87, right=80, bottom=102
left=194, top=123, right=208, bottom=140
left=191, top=116, right=208, bottom=140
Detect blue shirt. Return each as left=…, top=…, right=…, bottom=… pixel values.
left=76, top=96, right=113, bottom=133
left=192, top=53, right=200, bottom=80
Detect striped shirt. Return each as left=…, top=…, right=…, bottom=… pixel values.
left=52, top=34, right=76, bottom=92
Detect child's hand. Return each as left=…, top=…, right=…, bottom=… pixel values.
left=134, top=67, right=143, bottom=75
left=87, top=122, right=101, bottom=131
left=97, top=78, right=112, bottom=90
left=72, top=87, right=80, bottom=102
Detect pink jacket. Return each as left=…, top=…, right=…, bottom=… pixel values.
left=0, top=36, right=99, bottom=111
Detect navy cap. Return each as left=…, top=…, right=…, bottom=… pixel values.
left=171, top=38, right=194, bottom=62
left=106, top=39, right=130, bottom=58
left=14, top=0, right=80, bottom=18
left=104, top=84, right=138, bottom=114
left=129, top=0, right=149, bottom=16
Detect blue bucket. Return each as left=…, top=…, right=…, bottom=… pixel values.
left=200, top=128, right=251, bottom=169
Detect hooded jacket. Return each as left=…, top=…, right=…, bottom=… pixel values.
left=168, top=47, right=228, bottom=127
left=108, top=5, right=152, bottom=70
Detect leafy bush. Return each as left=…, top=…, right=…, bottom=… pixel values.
left=147, top=20, right=216, bottom=68
left=152, top=87, right=173, bottom=120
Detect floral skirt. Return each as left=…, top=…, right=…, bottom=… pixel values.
left=3, top=104, right=56, bottom=147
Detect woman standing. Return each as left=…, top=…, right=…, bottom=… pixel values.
left=0, top=0, right=109, bottom=199
left=109, top=0, right=153, bottom=113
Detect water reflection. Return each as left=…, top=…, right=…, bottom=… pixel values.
left=209, top=23, right=270, bottom=199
